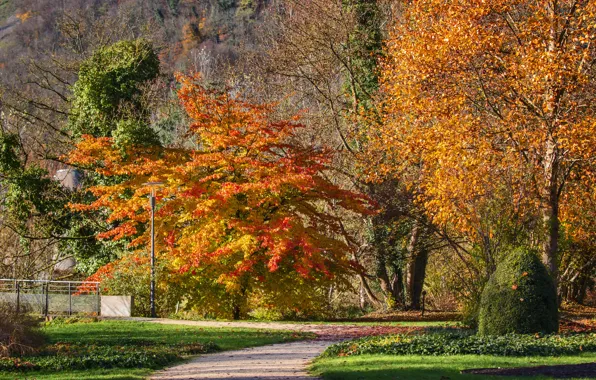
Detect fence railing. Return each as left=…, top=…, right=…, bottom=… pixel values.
left=0, top=279, right=101, bottom=316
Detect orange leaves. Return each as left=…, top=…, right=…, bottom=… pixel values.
left=16, top=11, right=32, bottom=23
left=69, top=73, right=372, bottom=293
left=371, top=0, right=596, bottom=251
left=97, top=223, right=138, bottom=241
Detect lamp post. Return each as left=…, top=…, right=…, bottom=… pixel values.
left=143, top=182, right=163, bottom=318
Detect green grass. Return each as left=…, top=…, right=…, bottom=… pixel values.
left=0, top=320, right=312, bottom=380
left=270, top=320, right=455, bottom=326
left=39, top=320, right=306, bottom=350
left=2, top=368, right=152, bottom=380
left=311, top=353, right=596, bottom=380
left=0, top=0, right=13, bottom=22
left=169, top=315, right=456, bottom=327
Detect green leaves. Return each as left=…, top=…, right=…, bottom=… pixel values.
left=478, top=247, right=558, bottom=335
left=0, top=342, right=217, bottom=372
left=0, top=133, right=22, bottom=174
left=323, top=330, right=596, bottom=357
left=68, top=39, right=160, bottom=145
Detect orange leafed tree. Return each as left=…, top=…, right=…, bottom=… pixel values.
left=370, top=0, right=596, bottom=283
left=69, top=74, right=372, bottom=314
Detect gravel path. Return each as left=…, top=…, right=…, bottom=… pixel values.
left=150, top=340, right=334, bottom=380
left=131, top=318, right=422, bottom=380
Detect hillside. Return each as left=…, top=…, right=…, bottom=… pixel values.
left=0, top=0, right=270, bottom=81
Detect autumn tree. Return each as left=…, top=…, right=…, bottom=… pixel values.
left=69, top=74, right=372, bottom=318
left=254, top=0, right=437, bottom=310
left=373, top=0, right=596, bottom=291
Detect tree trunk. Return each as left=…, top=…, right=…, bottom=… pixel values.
left=359, top=281, right=366, bottom=310
left=408, top=249, right=429, bottom=310
left=359, top=274, right=381, bottom=307
left=541, top=1, right=560, bottom=288
left=375, top=254, right=398, bottom=308
left=541, top=114, right=560, bottom=287
left=405, top=222, right=428, bottom=310
left=232, top=304, right=241, bottom=320
left=390, top=268, right=405, bottom=307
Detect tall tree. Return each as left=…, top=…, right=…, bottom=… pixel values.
left=258, top=0, right=438, bottom=310
left=69, top=74, right=372, bottom=318
left=374, top=0, right=596, bottom=288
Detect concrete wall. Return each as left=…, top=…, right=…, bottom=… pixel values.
left=0, top=292, right=99, bottom=314
left=101, top=295, right=133, bottom=317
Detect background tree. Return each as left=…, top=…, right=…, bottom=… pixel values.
left=254, top=0, right=443, bottom=311
left=68, top=39, right=161, bottom=144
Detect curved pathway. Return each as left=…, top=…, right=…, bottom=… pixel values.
left=151, top=340, right=332, bottom=380
left=133, top=318, right=421, bottom=380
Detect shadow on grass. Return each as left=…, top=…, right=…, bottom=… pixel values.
left=311, top=354, right=596, bottom=380
left=40, top=321, right=305, bottom=350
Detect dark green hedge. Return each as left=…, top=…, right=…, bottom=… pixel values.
left=0, top=342, right=217, bottom=372
left=322, top=330, right=596, bottom=357
left=478, top=247, right=558, bottom=335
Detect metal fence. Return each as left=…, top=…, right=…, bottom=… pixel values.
left=0, top=279, right=101, bottom=316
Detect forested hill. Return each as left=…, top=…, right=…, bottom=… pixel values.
left=0, top=0, right=270, bottom=79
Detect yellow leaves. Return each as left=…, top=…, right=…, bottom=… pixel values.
left=16, top=11, right=32, bottom=22
left=69, top=74, right=372, bottom=296
left=367, top=0, right=596, bottom=250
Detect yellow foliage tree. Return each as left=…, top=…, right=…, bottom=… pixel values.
left=371, top=0, right=596, bottom=285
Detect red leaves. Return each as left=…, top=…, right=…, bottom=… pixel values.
left=97, top=223, right=137, bottom=241
left=164, top=231, right=176, bottom=248
left=69, top=73, right=373, bottom=293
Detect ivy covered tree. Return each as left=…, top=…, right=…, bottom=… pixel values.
left=64, top=39, right=165, bottom=274
left=68, top=39, right=161, bottom=146
left=0, top=127, right=75, bottom=278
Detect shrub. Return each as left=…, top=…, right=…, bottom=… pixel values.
left=322, top=330, right=596, bottom=357
left=0, top=305, right=44, bottom=357
left=478, top=247, right=558, bottom=335
left=0, top=342, right=218, bottom=372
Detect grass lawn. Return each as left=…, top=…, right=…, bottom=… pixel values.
left=271, top=320, right=456, bottom=327
left=311, top=353, right=596, bottom=380
left=2, top=368, right=152, bottom=380
left=169, top=315, right=456, bottom=327
left=0, top=320, right=312, bottom=380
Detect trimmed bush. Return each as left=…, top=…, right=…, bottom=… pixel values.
left=478, top=247, right=558, bottom=335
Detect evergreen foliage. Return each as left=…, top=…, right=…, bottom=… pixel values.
left=323, top=330, right=596, bottom=357
left=68, top=39, right=160, bottom=145
left=478, top=248, right=558, bottom=335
